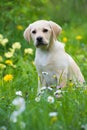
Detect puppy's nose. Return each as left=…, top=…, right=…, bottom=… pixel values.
left=37, top=37, right=43, bottom=42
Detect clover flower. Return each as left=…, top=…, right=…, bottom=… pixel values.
left=4, top=51, right=13, bottom=58
left=12, top=42, right=21, bottom=50
left=0, top=38, right=8, bottom=46
left=3, top=74, right=13, bottom=82
left=24, top=48, right=33, bottom=55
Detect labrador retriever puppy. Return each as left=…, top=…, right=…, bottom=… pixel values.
left=24, top=20, right=85, bottom=94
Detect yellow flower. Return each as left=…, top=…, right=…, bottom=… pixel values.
left=5, top=60, right=16, bottom=68
left=50, top=116, right=58, bottom=124
left=12, top=42, right=21, bottom=50
left=0, top=63, right=6, bottom=69
left=4, top=52, right=13, bottom=58
left=3, top=74, right=13, bottom=82
left=24, top=48, right=33, bottom=55
left=5, top=60, right=13, bottom=65
left=16, top=25, right=23, bottom=30
left=76, top=35, right=82, bottom=40
left=62, top=37, right=68, bottom=43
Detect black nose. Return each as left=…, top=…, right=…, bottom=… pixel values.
left=37, top=37, right=43, bottom=42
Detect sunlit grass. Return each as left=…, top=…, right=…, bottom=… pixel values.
left=0, top=26, right=87, bottom=130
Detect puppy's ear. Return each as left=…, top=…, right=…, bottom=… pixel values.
left=49, top=21, right=62, bottom=39
left=23, top=25, right=31, bottom=42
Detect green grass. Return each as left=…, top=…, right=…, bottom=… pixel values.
left=0, top=23, right=87, bottom=130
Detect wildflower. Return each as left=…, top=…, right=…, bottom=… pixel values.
left=5, top=60, right=13, bottom=65
left=24, top=48, right=33, bottom=55
left=0, top=126, right=7, bottom=130
left=10, top=97, right=25, bottom=122
left=0, top=64, right=6, bottom=69
left=76, top=35, right=82, bottom=40
left=35, top=96, right=41, bottom=102
left=3, top=74, right=13, bottom=82
left=16, top=25, right=23, bottom=30
left=0, top=38, right=8, bottom=46
left=16, top=91, right=22, bottom=96
left=4, top=52, right=13, bottom=58
left=49, top=112, right=58, bottom=117
left=48, top=87, right=53, bottom=91
left=54, top=90, right=62, bottom=98
left=0, top=56, right=3, bottom=62
left=62, top=37, right=68, bottom=43
left=12, top=42, right=21, bottom=50
left=47, top=96, right=54, bottom=103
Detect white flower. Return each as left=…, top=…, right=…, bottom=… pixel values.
left=0, top=38, right=8, bottom=46
left=4, top=52, right=13, bottom=58
left=47, top=96, right=54, bottom=103
left=15, top=91, right=22, bottom=96
left=54, top=90, right=62, bottom=95
left=48, top=87, right=53, bottom=91
left=24, top=48, right=33, bottom=55
left=0, top=126, right=7, bottom=130
left=35, top=96, right=40, bottom=102
left=49, top=112, right=58, bottom=117
left=12, top=42, right=21, bottom=49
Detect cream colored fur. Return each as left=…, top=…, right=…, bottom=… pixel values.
left=24, top=20, right=85, bottom=94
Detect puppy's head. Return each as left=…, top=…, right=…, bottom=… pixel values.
left=24, top=20, right=62, bottom=48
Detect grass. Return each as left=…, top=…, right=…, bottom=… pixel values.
left=0, top=22, right=87, bottom=130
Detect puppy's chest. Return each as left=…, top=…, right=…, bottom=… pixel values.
left=35, top=53, right=57, bottom=73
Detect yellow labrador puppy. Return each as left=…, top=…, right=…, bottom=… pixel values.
left=24, top=20, right=85, bottom=93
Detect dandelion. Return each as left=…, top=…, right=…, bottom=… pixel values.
left=76, top=35, right=82, bottom=40
left=62, top=37, right=68, bottom=43
left=47, top=96, right=54, bottom=103
left=24, top=48, right=33, bottom=55
left=12, top=42, right=21, bottom=50
left=4, top=51, right=13, bottom=58
left=16, top=25, right=23, bottom=30
left=3, top=74, right=13, bottom=82
left=0, top=38, right=8, bottom=46
left=16, top=91, right=22, bottom=96
left=10, top=97, right=25, bottom=122
left=5, top=60, right=13, bottom=65
left=0, top=64, right=6, bottom=69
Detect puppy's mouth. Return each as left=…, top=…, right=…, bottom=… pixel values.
left=36, top=41, right=48, bottom=47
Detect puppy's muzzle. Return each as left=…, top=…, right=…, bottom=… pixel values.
left=36, top=36, right=47, bottom=47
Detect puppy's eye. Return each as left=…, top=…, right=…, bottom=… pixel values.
left=43, top=29, right=48, bottom=33
left=32, top=30, right=36, bottom=34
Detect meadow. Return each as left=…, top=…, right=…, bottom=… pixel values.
left=0, top=1, right=87, bottom=130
